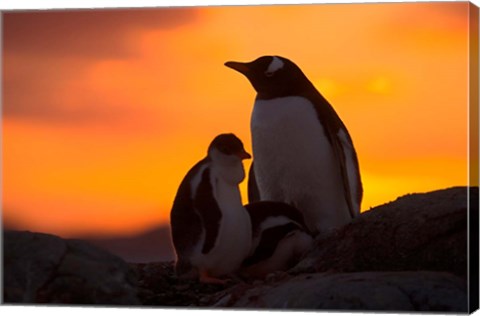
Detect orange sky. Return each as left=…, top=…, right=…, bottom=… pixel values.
left=2, top=2, right=474, bottom=237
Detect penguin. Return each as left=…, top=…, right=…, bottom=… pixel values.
left=240, top=201, right=313, bottom=279
left=225, top=56, right=363, bottom=235
left=170, top=133, right=252, bottom=284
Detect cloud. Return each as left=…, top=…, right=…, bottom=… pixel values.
left=372, top=2, right=468, bottom=53
left=3, top=66, right=163, bottom=128
left=2, top=55, right=158, bottom=127
left=4, top=7, right=199, bottom=59
left=4, top=54, right=102, bottom=122
left=3, top=7, right=199, bottom=124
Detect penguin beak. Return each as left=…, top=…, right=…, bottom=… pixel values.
left=236, top=150, right=252, bottom=160
left=225, top=61, right=250, bottom=75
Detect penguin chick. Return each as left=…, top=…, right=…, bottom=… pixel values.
left=170, top=133, right=252, bottom=284
left=225, top=56, right=363, bottom=235
left=240, top=201, right=313, bottom=279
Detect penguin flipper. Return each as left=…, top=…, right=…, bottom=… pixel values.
left=310, top=92, right=362, bottom=218
left=194, top=168, right=222, bottom=254
left=341, top=131, right=363, bottom=214
left=170, top=190, right=203, bottom=260
left=171, top=159, right=210, bottom=263
left=331, top=127, right=363, bottom=218
left=248, top=161, right=261, bottom=203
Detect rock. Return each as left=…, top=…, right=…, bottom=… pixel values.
left=131, top=187, right=473, bottom=311
left=293, top=187, right=471, bottom=277
left=132, top=261, right=236, bottom=306
left=213, top=271, right=467, bottom=312
left=3, top=186, right=474, bottom=312
left=3, top=231, right=139, bottom=305
left=3, top=231, right=67, bottom=303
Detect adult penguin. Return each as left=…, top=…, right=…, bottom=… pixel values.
left=225, top=56, right=363, bottom=235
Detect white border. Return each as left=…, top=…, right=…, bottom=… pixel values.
left=1, top=1, right=479, bottom=316
left=0, top=0, right=478, bottom=10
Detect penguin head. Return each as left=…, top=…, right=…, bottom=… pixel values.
left=208, top=133, right=251, bottom=164
left=225, top=56, right=311, bottom=99
left=208, top=133, right=251, bottom=184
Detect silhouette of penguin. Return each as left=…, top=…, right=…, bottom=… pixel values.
left=170, top=133, right=252, bottom=284
left=241, top=201, right=313, bottom=279
left=225, top=55, right=363, bottom=234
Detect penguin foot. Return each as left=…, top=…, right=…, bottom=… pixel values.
left=199, top=271, right=230, bottom=285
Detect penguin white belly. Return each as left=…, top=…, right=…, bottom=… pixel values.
left=251, top=96, right=350, bottom=233
left=192, top=182, right=252, bottom=277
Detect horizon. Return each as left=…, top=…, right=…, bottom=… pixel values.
left=2, top=2, right=472, bottom=238
left=2, top=185, right=470, bottom=239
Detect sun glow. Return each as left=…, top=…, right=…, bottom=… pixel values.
left=2, top=2, right=471, bottom=237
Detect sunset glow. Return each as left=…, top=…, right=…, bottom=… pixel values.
left=2, top=2, right=473, bottom=237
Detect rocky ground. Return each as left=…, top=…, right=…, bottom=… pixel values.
left=3, top=186, right=477, bottom=312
